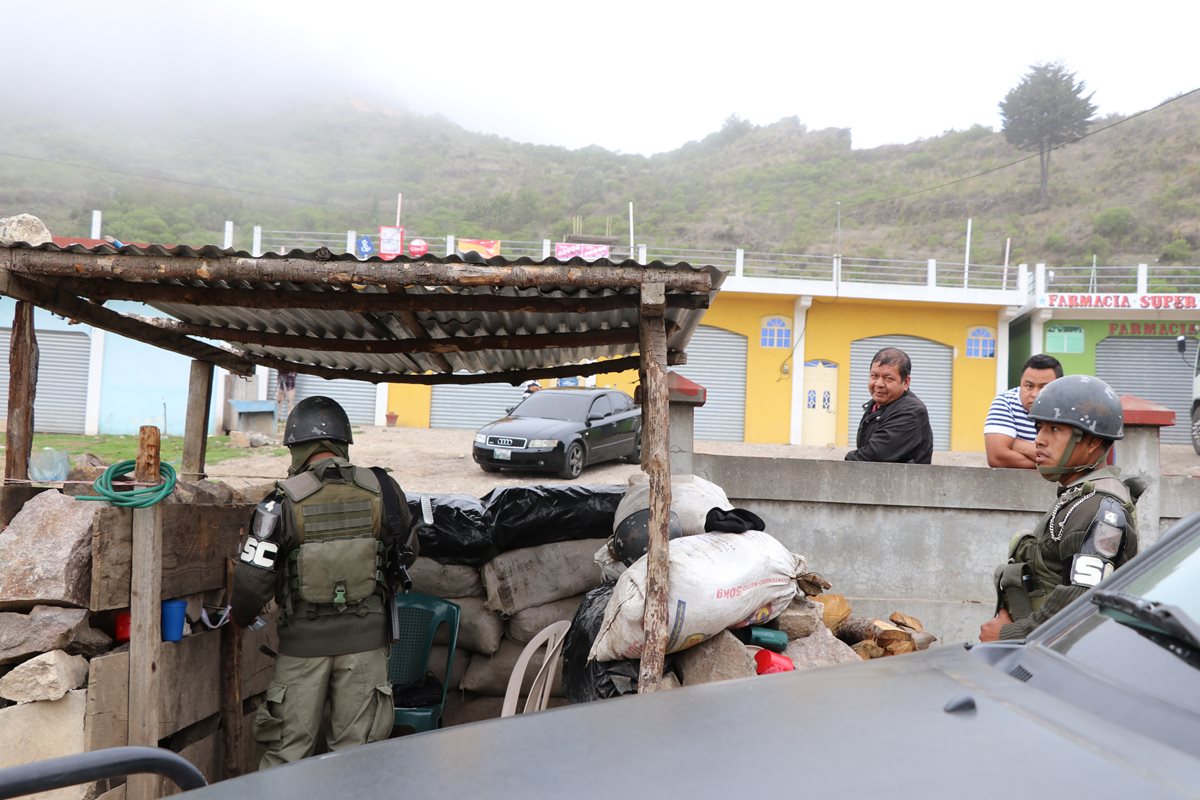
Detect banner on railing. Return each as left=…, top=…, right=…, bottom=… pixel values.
left=458, top=238, right=501, bottom=258
left=555, top=242, right=610, bottom=261
left=379, top=226, right=404, bottom=261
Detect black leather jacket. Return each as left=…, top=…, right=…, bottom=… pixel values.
left=845, top=391, right=934, bottom=464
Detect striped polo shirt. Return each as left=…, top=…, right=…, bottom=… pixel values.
left=984, top=386, right=1037, bottom=441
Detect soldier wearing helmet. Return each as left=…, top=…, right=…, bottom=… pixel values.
left=980, top=375, right=1141, bottom=642
left=232, top=396, right=417, bottom=767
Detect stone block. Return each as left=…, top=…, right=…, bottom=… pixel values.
left=0, top=606, right=112, bottom=666
left=676, top=630, right=756, bottom=686
left=783, top=623, right=860, bottom=671
left=0, top=689, right=89, bottom=800
left=776, top=597, right=823, bottom=640
left=228, top=431, right=251, bottom=448
left=0, top=491, right=100, bottom=611
left=0, top=649, right=89, bottom=703
left=0, top=214, right=52, bottom=246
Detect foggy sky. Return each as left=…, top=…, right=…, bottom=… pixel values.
left=6, top=1, right=1198, bottom=155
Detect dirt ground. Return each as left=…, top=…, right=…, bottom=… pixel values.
left=205, top=425, right=1200, bottom=496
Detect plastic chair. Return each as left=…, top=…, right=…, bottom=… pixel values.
left=501, top=620, right=571, bottom=717
left=388, top=592, right=460, bottom=734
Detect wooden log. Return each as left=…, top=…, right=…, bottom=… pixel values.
left=851, top=640, right=886, bottom=660
left=220, top=559, right=243, bottom=780
left=181, top=360, right=214, bottom=482
left=909, top=631, right=937, bottom=651
left=885, top=640, right=917, bottom=656
left=889, top=611, right=925, bottom=632
left=4, top=300, right=37, bottom=483
left=135, top=425, right=161, bottom=484
left=128, top=510, right=163, bottom=799
left=0, top=270, right=256, bottom=375
left=54, top=277, right=709, bottom=314
left=637, top=285, right=671, bottom=694
left=874, top=625, right=915, bottom=649
left=5, top=249, right=715, bottom=293
left=811, top=594, right=852, bottom=632
left=836, top=617, right=914, bottom=649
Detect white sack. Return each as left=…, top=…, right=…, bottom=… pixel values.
left=589, top=530, right=804, bottom=663
left=613, top=473, right=733, bottom=536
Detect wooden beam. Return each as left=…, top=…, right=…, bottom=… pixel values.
left=6, top=248, right=715, bottom=292
left=393, top=309, right=454, bottom=373
left=0, top=270, right=256, bottom=376
left=247, top=353, right=650, bottom=386
left=138, top=317, right=668, bottom=355
left=220, top=558, right=243, bottom=780
left=182, top=360, right=214, bottom=482
left=48, top=275, right=710, bottom=314
left=4, top=301, right=37, bottom=483
left=637, top=284, right=671, bottom=694
left=128, top=430, right=163, bottom=800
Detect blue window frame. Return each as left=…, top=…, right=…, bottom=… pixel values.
left=761, top=317, right=792, bottom=349
left=966, top=326, right=996, bottom=358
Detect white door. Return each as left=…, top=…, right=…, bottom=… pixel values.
left=674, top=325, right=748, bottom=442
left=0, top=328, right=90, bottom=433
left=848, top=335, right=952, bottom=450
left=1096, top=336, right=1197, bottom=445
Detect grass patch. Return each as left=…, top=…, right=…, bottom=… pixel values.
left=2, top=434, right=288, bottom=467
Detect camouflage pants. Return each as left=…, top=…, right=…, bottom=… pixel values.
left=255, top=646, right=393, bottom=769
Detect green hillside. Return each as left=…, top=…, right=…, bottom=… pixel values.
left=2, top=91, right=1198, bottom=269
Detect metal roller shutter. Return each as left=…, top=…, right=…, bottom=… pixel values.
left=1096, top=336, right=1195, bottom=445
left=0, top=328, right=90, bottom=434
left=674, top=325, right=747, bottom=442
left=268, top=369, right=378, bottom=425
left=430, top=382, right=527, bottom=429
left=848, top=335, right=952, bottom=450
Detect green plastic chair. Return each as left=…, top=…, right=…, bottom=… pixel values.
left=388, top=592, right=460, bottom=734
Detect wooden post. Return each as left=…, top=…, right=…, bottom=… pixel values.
left=129, top=426, right=163, bottom=800
left=637, top=283, right=672, bottom=693
left=220, top=558, right=244, bottom=780
left=181, top=360, right=214, bottom=482
left=5, top=301, right=37, bottom=483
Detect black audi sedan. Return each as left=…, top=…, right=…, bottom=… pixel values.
left=472, top=387, right=640, bottom=479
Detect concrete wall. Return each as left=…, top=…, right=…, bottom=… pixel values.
left=692, top=453, right=1200, bottom=645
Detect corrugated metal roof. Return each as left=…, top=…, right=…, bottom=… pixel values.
left=0, top=241, right=724, bottom=385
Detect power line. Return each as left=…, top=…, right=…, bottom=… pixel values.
left=843, top=87, right=1200, bottom=210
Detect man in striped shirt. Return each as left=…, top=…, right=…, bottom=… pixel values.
left=983, top=354, right=1063, bottom=468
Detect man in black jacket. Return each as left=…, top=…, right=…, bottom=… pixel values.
left=845, top=347, right=934, bottom=464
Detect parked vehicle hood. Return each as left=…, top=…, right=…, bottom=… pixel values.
left=477, top=416, right=580, bottom=441
left=179, top=644, right=1198, bottom=799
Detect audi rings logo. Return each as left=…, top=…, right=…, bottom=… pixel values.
left=495, top=437, right=514, bottom=446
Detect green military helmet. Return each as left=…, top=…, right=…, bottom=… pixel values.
left=284, top=395, right=354, bottom=446
left=1028, top=375, right=1125, bottom=441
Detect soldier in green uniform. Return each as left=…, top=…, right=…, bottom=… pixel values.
left=980, top=375, right=1141, bottom=642
left=232, top=396, right=415, bottom=768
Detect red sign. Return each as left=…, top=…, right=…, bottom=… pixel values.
left=1108, top=322, right=1200, bottom=337
left=379, top=226, right=404, bottom=261
left=1043, top=293, right=1199, bottom=309
left=555, top=242, right=610, bottom=261
left=409, top=238, right=429, bottom=257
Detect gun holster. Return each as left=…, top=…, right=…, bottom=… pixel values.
left=994, top=561, right=1035, bottom=619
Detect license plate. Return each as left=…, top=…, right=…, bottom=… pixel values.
left=494, top=448, right=511, bottom=461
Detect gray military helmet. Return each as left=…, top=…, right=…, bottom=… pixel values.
left=1028, top=375, right=1124, bottom=441
left=283, top=395, right=354, bottom=446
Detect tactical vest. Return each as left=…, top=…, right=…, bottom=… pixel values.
left=278, top=459, right=385, bottom=618
left=997, top=472, right=1134, bottom=619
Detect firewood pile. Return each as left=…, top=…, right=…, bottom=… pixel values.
left=813, top=595, right=937, bottom=659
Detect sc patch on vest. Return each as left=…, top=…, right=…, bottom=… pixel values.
left=240, top=539, right=279, bottom=569
left=1070, top=554, right=1114, bottom=587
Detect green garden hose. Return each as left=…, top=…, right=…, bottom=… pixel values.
left=77, top=460, right=177, bottom=508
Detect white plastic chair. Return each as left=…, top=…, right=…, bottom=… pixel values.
left=501, top=620, right=571, bottom=717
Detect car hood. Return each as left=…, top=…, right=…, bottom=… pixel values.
left=180, top=644, right=1198, bottom=799
left=477, top=416, right=578, bottom=441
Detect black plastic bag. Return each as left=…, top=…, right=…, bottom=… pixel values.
left=562, top=583, right=677, bottom=703
left=405, top=494, right=495, bottom=566
left=482, top=484, right=625, bottom=551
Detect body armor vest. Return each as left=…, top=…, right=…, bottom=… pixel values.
left=278, top=460, right=384, bottom=616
